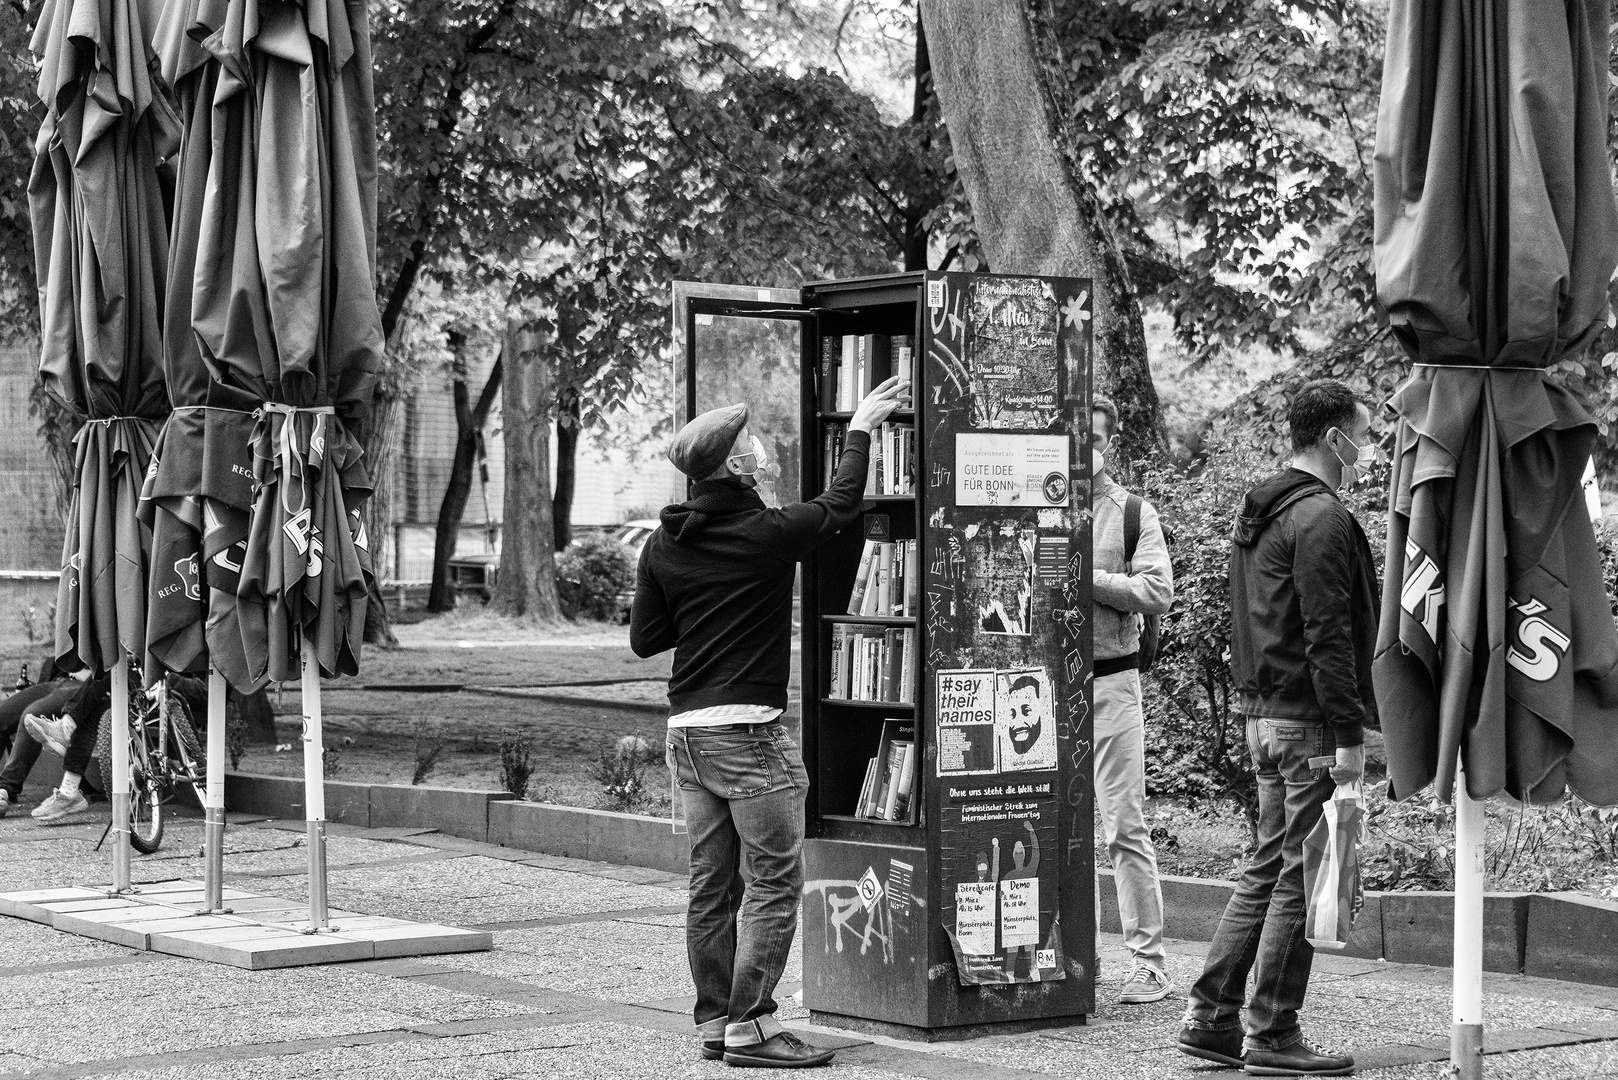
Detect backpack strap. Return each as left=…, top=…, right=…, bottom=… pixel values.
left=1123, top=493, right=1142, bottom=570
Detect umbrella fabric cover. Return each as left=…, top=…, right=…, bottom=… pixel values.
left=189, top=0, right=382, bottom=681
left=139, top=0, right=257, bottom=688
left=30, top=0, right=179, bottom=672
left=1372, top=0, right=1618, bottom=805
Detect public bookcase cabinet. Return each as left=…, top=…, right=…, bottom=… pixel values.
left=673, top=272, right=1095, bottom=1037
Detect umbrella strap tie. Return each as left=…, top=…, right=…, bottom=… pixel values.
left=257, top=404, right=336, bottom=516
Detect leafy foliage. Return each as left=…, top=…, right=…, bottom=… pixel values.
left=556, top=533, right=635, bottom=622
left=499, top=728, right=536, bottom=799
left=591, top=733, right=656, bottom=813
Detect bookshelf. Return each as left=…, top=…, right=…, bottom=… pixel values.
left=672, top=271, right=1095, bottom=1037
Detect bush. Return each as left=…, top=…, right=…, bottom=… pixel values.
left=557, top=533, right=636, bottom=621
left=1134, top=431, right=1389, bottom=841
left=591, top=734, right=656, bottom=812
left=499, top=729, right=535, bottom=799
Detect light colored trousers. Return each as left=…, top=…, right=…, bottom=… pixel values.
left=1094, top=669, right=1166, bottom=971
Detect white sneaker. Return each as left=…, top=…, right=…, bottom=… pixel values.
left=1118, top=964, right=1173, bottom=1004
left=31, top=789, right=89, bottom=823
left=0, top=789, right=12, bottom=818
left=23, top=713, right=75, bottom=758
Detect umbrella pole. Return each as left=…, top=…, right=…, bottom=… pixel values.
left=1451, top=753, right=1485, bottom=1080
left=109, top=654, right=132, bottom=894
left=300, top=634, right=329, bottom=931
left=202, top=665, right=228, bottom=913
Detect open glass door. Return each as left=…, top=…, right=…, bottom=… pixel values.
left=671, top=281, right=813, bottom=508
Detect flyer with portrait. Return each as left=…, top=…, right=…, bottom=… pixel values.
left=995, top=667, right=1058, bottom=772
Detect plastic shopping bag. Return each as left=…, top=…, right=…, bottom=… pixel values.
left=1302, top=782, right=1364, bottom=950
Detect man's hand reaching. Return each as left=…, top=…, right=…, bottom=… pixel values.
left=851, top=376, right=911, bottom=434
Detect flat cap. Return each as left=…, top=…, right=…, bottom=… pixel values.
left=668, top=403, right=749, bottom=480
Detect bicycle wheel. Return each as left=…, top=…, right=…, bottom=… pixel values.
left=164, top=692, right=207, bottom=803
left=96, top=705, right=164, bottom=854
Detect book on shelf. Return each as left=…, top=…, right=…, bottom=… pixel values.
left=826, top=334, right=912, bottom=413
left=828, top=622, right=915, bottom=703
left=845, top=539, right=919, bottom=618
left=854, top=718, right=917, bottom=822
left=822, top=419, right=915, bottom=495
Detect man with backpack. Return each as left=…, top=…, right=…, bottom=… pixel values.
left=1089, top=395, right=1174, bottom=1004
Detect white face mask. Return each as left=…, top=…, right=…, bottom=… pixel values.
left=728, top=435, right=771, bottom=480
left=1330, top=428, right=1378, bottom=487
left=1091, top=448, right=1107, bottom=478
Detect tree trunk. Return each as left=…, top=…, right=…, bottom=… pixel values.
left=553, top=387, right=580, bottom=551
left=492, top=321, right=561, bottom=620
left=429, top=341, right=505, bottom=612
left=919, top=0, right=1167, bottom=466
left=361, top=386, right=402, bottom=646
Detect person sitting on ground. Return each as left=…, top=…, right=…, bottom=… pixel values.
left=24, top=673, right=112, bottom=824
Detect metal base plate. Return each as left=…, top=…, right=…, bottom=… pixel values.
left=0, top=880, right=492, bottom=969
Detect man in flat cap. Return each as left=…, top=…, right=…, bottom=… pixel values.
left=633, top=376, right=908, bottom=1068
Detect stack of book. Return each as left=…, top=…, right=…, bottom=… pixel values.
left=848, top=539, right=919, bottom=617
left=854, top=720, right=917, bottom=821
left=821, top=421, right=915, bottom=495
left=821, top=334, right=914, bottom=412
left=829, top=624, right=916, bottom=703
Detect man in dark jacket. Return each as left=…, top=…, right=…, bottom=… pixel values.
left=632, top=375, right=907, bottom=1068
left=1179, top=379, right=1378, bottom=1078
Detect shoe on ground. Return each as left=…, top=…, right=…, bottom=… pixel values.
left=1118, top=964, right=1172, bottom=1004
left=23, top=713, right=75, bottom=758
left=723, top=1031, right=835, bottom=1069
left=0, top=789, right=13, bottom=818
left=1244, top=1040, right=1354, bottom=1076
left=31, top=789, right=89, bottom=824
left=701, top=1040, right=724, bottom=1061
left=1178, top=1024, right=1245, bottom=1068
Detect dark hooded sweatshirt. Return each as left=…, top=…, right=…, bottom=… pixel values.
left=1228, top=468, right=1378, bottom=747
left=631, top=430, right=870, bottom=715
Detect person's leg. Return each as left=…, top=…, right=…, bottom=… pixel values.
left=668, top=727, right=742, bottom=1052
left=1244, top=721, right=1337, bottom=1053
left=0, top=725, right=45, bottom=802
left=718, top=725, right=808, bottom=1041
left=1092, top=671, right=1167, bottom=983
left=1184, top=718, right=1285, bottom=1035
left=62, top=709, right=99, bottom=780
left=0, top=684, right=58, bottom=757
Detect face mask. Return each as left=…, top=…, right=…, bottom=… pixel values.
left=1330, top=428, right=1378, bottom=487
left=729, top=435, right=770, bottom=479
left=1091, top=449, right=1107, bottom=477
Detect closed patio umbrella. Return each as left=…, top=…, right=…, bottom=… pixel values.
left=138, top=0, right=257, bottom=912
left=1372, top=0, right=1618, bottom=1075
left=190, top=0, right=382, bottom=928
left=30, top=0, right=179, bottom=891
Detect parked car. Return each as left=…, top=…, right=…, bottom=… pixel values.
left=445, top=553, right=499, bottom=600
left=609, top=519, right=659, bottom=564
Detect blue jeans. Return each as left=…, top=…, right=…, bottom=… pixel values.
left=667, top=722, right=809, bottom=1047
left=1185, top=717, right=1338, bottom=1052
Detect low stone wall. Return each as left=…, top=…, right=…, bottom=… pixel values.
left=224, top=773, right=1618, bottom=986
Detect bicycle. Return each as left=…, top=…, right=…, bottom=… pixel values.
left=92, top=665, right=208, bottom=855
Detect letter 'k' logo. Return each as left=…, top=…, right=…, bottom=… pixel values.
left=173, top=555, right=201, bottom=601
left=1507, top=598, right=1570, bottom=682
left=1400, top=539, right=1446, bottom=645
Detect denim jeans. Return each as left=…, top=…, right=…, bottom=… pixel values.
left=1185, top=717, right=1338, bottom=1052
left=0, top=684, right=80, bottom=799
left=667, top=722, right=809, bottom=1047
left=1093, top=671, right=1166, bottom=972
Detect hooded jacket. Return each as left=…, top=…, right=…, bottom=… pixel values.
left=1228, top=468, right=1379, bottom=747
left=630, top=430, right=870, bottom=715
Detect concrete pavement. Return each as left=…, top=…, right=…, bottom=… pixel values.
left=2, top=803, right=1617, bottom=1079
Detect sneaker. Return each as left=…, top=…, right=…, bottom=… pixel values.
left=0, top=789, right=13, bottom=818
left=700, top=1039, right=724, bottom=1062
left=31, top=789, right=89, bottom=824
left=23, top=713, right=75, bottom=758
left=1244, top=1039, right=1355, bottom=1076
left=723, top=1032, right=835, bottom=1069
left=1118, top=964, right=1173, bottom=1004
left=1179, top=1024, right=1245, bottom=1068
